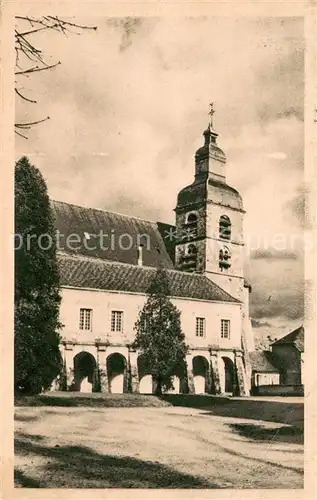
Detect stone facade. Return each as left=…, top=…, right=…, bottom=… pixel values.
left=52, top=113, right=254, bottom=396
left=57, top=286, right=249, bottom=395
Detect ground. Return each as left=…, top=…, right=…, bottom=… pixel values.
left=14, top=394, right=303, bottom=489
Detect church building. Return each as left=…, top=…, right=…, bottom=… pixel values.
left=52, top=108, right=255, bottom=396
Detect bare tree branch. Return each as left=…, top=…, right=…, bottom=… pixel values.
left=15, top=61, right=61, bottom=76
left=15, top=129, right=29, bottom=139
left=15, top=117, right=50, bottom=128
left=15, top=88, right=37, bottom=103
left=45, top=15, right=97, bottom=32
left=15, top=16, right=97, bottom=137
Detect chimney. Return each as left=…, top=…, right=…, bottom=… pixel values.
left=137, top=244, right=144, bottom=266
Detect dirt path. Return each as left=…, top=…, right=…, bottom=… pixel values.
left=15, top=406, right=303, bottom=489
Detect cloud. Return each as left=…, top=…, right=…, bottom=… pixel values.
left=107, top=17, right=144, bottom=51
left=283, top=186, right=309, bottom=229
left=277, top=107, right=304, bottom=121
left=266, top=152, right=287, bottom=160
left=251, top=249, right=298, bottom=260
left=15, top=17, right=304, bottom=335
left=251, top=319, right=272, bottom=328
left=248, top=258, right=304, bottom=321
left=252, top=299, right=303, bottom=321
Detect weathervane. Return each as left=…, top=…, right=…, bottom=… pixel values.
left=208, top=102, right=215, bottom=129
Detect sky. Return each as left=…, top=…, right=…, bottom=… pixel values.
left=15, top=16, right=305, bottom=344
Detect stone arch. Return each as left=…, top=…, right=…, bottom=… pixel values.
left=219, top=356, right=236, bottom=394
left=165, top=361, right=187, bottom=394
left=219, top=215, right=231, bottom=240
left=107, top=352, right=128, bottom=393
left=185, top=211, right=198, bottom=225
left=137, top=354, right=153, bottom=394
left=219, top=245, right=231, bottom=271
left=184, top=211, right=198, bottom=240
left=186, top=243, right=197, bottom=256
left=192, top=355, right=209, bottom=394
left=72, top=351, right=97, bottom=393
left=137, top=356, right=186, bottom=394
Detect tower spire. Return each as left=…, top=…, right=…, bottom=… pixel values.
left=208, top=102, right=215, bottom=130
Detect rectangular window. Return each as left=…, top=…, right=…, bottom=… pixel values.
left=195, top=317, right=205, bottom=337
left=111, top=311, right=123, bottom=332
left=221, top=319, right=230, bottom=339
left=79, top=308, right=92, bottom=331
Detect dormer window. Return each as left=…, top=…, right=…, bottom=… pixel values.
left=219, top=215, right=231, bottom=240
left=219, top=246, right=231, bottom=271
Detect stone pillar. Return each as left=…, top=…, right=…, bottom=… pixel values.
left=235, top=351, right=250, bottom=397
left=97, top=344, right=109, bottom=393
left=186, top=354, right=195, bottom=394
left=152, top=378, right=158, bottom=395
left=123, top=350, right=130, bottom=393
left=129, top=350, right=139, bottom=393
left=210, top=351, right=221, bottom=395
left=99, top=366, right=109, bottom=393
left=206, top=361, right=212, bottom=394
left=64, top=343, right=74, bottom=390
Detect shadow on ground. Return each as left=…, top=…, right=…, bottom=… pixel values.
left=227, top=422, right=304, bottom=445
left=161, top=395, right=304, bottom=428
left=15, top=393, right=171, bottom=408
left=14, top=414, right=40, bottom=422
left=14, top=433, right=215, bottom=489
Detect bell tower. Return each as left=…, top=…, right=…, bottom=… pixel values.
left=174, top=104, right=246, bottom=301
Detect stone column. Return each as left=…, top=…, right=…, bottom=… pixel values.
left=186, top=354, right=195, bottom=394
left=210, top=351, right=221, bottom=395
left=97, top=344, right=109, bottom=393
left=123, top=350, right=130, bottom=393
left=152, top=378, right=158, bottom=395
left=206, top=360, right=212, bottom=394
left=235, top=351, right=250, bottom=397
left=99, top=366, right=109, bottom=393
left=128, top=350, right=139, bottom=393
left=64, top=343, right=74, bottom=390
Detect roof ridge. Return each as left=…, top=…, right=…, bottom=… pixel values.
left=202, top=274, right=240, bottom=302
left=57, top=251, right=225, bottom=278
left=57, top=252, right=240, bottom=303
left=271, top=325, right=304, bottom=345
left=57, top=252, right=158, bottom=270
left=51, top=199, right=171, bottom=227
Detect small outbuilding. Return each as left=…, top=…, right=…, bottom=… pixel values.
left=270, top=325, right=304, bottom=386
left=249, top=351, right=280, bottom=393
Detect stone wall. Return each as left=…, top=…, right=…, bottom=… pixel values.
left=254, top=384, right=304, bottom=397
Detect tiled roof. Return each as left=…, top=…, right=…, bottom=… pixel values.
left=249, top=351, right=280, bottom=373
left=51, top=200, right=174, bottom=269
left=156, top=221, right=176, bottom=264
left=271, top=325, right=304, bottom=352
left=57, top=253, right=240, bottom=303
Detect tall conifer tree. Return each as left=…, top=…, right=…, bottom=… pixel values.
left=15, top=156, right=62, bottom=394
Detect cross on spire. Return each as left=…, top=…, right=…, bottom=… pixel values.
left=209, top=102, right=215, bottom=129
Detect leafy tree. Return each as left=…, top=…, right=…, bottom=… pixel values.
left=15, top=156, right=62, bottom=394
left=133, top=267, right=188, bottom=395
